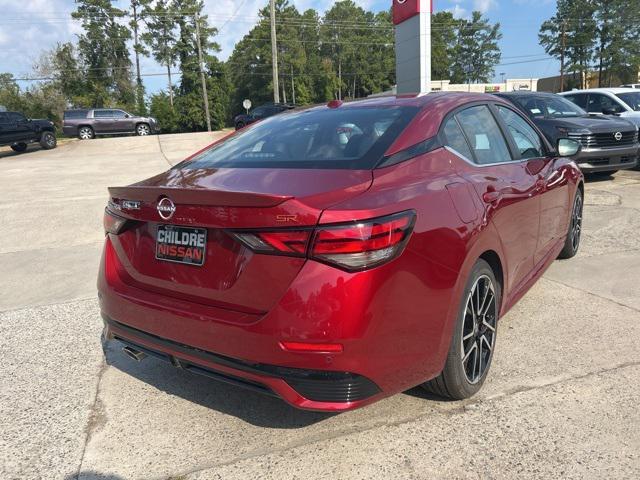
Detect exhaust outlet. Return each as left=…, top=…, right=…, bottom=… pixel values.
left=123, top=345, right=147, bottom=362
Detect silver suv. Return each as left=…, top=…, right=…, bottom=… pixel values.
left=62, top=108, right=159, bottom=140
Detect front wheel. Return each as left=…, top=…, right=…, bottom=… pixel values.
left=422, top=259, right=500, bottom=400
left=40, top=131, right=57, bottom=150
left=10, top=143, right=28, bottom=153
left=136, top=123, right=150, bottom=136
left=558, top=189, right=583, bottom=259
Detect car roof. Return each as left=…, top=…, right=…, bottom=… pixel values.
left=559, top=88, right=637, bottom=94
left=495, top=91, right=558, bottom=98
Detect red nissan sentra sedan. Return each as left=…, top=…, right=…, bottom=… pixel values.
left=98, top=93, right=584, bottom=411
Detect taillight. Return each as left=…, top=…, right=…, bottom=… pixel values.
left=310, top=211, right=416, bottom=271
left=230, top=230, right=311, bottom=256
left=103, top=209, right=129, bottom=235
left=229, top=211, right=415, bottom=271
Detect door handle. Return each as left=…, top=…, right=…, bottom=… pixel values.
left=482, top=191, right=502, bottom=204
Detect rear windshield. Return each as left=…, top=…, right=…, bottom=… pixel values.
left=64, top=110, right=88, bottom=119
left=182, top=106, right=419, bottom=170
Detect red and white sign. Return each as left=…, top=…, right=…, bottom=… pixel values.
left=392, top=0, right=432, bottom=25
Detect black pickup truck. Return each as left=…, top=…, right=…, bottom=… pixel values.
left=0, top=110, right=57, bottom=153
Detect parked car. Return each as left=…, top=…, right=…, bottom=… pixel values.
left=0, top=110, right=57, bottom=153
left=99, top=93, right=584, bottom=411
left=496, top=91, right=638, bottom=173
left=559, top=88, right=640, bottom=127
left=620, top=84, right=640, bottom=89
left=234, top=103, right=294, bottom=130
left=63, top=108, right=159, bottom=140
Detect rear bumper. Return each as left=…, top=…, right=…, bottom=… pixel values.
left=98, top=233, right=454, bottom=411
left=575, top=145, right=638, bottom=172
left=103, top=315, right=381, bottom=410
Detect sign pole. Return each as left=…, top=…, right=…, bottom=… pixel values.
left=393, top=0, right=432, bottom=95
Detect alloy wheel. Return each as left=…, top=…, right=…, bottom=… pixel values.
left=570, top=194, right=583, bottom=251
left=137, top=124, right=150, bottom=136
left=461, top=275, right=497, bottom=384
left=79, top=127, right=93, bottom=140
left=44, top=133, right=55, bottom=147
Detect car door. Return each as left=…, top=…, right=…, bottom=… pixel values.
left=494, top=104, right=569, bottom=265
left=446, top=104, right=540, bottom=295
left=93, top=109, right=116, bottom=133
left=111, top=110, right=133, bottom=133
left=562, top=93, right=588, bottom=110
left=8, top=112, right=33, bottom=141
left=0, top=113, right=10, bottom=143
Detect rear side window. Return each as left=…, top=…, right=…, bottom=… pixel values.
left=94, top=110, right=113, bottom=118
left=455, top=106, right=512, bottom=165
left=564, top=94, right=588, bottom=110
left=183, top=106, right=419, bottom=170
left=496, top=106, right=544, bottom=158
left=443, top=117, right=474, bottom=161
left=64, top=110, right=88, bottom=120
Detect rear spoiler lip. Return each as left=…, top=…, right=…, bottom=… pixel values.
left=107, top=185, right=292, bottom=208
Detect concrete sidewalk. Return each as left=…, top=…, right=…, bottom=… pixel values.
left=0, top=135, right=638, bottom=480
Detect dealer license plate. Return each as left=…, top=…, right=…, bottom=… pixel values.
left=155, top=225, right=207, bottom=266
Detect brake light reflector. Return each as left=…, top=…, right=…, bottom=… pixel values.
left=311, top=211, right=415, bottom=271
left=103, top=209, right=129, bottom=235
left=279, top=341, right=344, bottom=353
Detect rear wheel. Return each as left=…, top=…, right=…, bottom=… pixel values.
left=558, top=189, right=583, bottom=259
left=422, top=259, right=500, bottom=400
left=40, top=131, right=57, bottom=150
left=78, top=126, right=94, bottom=140
left=235, top=122, right=245, bottom=130
left=10, top=143, right=27, bottom=153
left=136, top=123, right=150, bottom=136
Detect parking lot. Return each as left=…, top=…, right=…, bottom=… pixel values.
left=1, top=133, right=639, bottom=480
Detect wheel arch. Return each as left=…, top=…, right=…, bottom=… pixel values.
left=479, top=250, right=504, bottom=296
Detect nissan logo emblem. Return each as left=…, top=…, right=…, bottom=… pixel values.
left=157, top=197, right=176, bottom=220
left=614, top=131, right=623, bottom=141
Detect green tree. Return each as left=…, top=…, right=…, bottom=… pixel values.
left=0, top=74, right=24, bottom=111
left=72, top=0, right=135, bottom=108
left=539, top=0, right=596, bottom=89
left=141, top=0, right=178, bottom=108
left=451, top=12, right=502, bottom=84
left=172, top=0, right=228, bottom=130
left=431, top=11, right=457, bottom=81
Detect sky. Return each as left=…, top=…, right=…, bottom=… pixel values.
left=0, top=0, right=560, bottom=94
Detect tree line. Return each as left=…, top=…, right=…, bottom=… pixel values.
left=539, top=0, right=640, bottom=89
left=0, top=0, right=503, bottom=133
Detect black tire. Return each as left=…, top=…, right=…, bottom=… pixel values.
left=235, top=122, right=245, bottom=130
left=558, top=189, right=583, bottom=259
left=78, top=126, right=94, bottom=140
left=10, top=143, right=28, bottom=153
left=39, top=131, right=57, bottom=150
left=422, top=258, right=500, bottom=400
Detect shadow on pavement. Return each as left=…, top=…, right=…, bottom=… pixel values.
left=66, top=473, right=125, bottom=480
left=104, top=341, right=334, bottom=429
left=0, top=147, right=44, bottom=159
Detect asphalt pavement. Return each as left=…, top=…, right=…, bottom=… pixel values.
left=1, top=134, right=638, bottom=480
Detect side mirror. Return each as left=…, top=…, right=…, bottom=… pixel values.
left=602, top=107, right=618, bottom=115
left=125, top=114, right=131, bottom=118
left=557, top=138, right=581, bottom=157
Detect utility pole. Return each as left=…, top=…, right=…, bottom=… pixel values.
left=194, top=12, right=212, bottom=132
left=132, top=1, right=143, bottom=112
left=560, top=19, right=566, bottom=93
left=291, top=65, right=296, bottom=105
left=269, top=0, right=280, bottom=104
